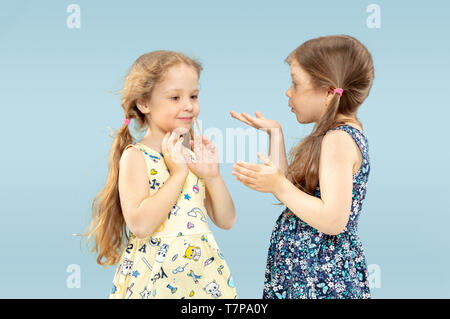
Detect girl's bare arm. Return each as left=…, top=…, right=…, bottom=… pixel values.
left=273, top=130, right=357, bottom=235
left=268, top=127, right=289, bottom=177
left=203, top=175, right=236, bottom=230
left=118, top=147, right=187, bottom=239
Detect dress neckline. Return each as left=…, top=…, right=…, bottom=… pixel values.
left=135, top=142, right=195, bottom=156
left=338, top=124, right=366, bottom=137
left=135, top=142, right=163, bottom=156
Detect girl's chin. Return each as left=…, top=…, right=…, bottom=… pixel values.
left=296, top=116, right=315, bottom=125
left=295, top=113, right=308, bottom=124
left=168, top=126, right=190, bottom=136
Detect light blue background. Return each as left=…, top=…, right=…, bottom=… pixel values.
left=1, top=0, right=449, bottom=298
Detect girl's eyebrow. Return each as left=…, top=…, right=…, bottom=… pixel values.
left=165, top=88, right=199, bottom=93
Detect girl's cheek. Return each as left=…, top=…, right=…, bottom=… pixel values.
left=292, top=96, right=300, bottom=109
left=192, top=104, right=200, bottom=117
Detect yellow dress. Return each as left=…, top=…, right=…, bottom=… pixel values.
left=109, top=142, right=237, bottom=299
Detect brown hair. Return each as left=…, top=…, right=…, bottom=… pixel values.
left=83, top=51, right=203, bottom=267
left=285, top=35, right=374, bottom=195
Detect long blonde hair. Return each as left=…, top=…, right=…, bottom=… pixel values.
left=83, top=51, right=202, bottom=267
left=286, top=35, right=374, bottom=195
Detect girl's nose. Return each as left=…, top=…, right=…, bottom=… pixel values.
left=183, top=101, right=194, bottom=111
left=286, top=88, right=291, bottom=98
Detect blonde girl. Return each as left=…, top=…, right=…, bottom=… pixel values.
left=85, top=51, right=237, bottom=299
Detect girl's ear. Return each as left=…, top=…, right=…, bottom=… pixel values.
left=325, top=87, right=334, bottom=107
left=136, top=97, right=151, bottom=114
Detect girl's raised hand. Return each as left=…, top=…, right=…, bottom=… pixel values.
left=184, top=133, right=220, bottom=180
left=232, top=152, right=284, bottom=193
left=161, top=130, right=189, bottom=177
left=230, top=110, right=281, bottom=135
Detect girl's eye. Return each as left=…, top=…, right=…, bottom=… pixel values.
left=191, top=95, right=198, bottom=100
left=171, top=96, right=179, bottom=101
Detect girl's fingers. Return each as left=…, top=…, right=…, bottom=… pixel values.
left=174, top=136, right=184, bottom=152
left=232, top=170, right=256, bottom=187
left=191, top=139, right=203, bottom=155
left=258, top=152, right=272, bottom=165
left=202, top=136, right=216, bottom=150
left=162, top=132, right=168, bottom=145
left=241, top=112, right=257, bottom=123
left=166, top=132, right=174, bottom=154
left=161, top=132, right=169, bottom=154
left=232, top=165, right=257, bottom=180
left=193, top=134, right=202, bottom=148
left=202, top=135, right=214, bottom=144
left=230, top=111, right=253, bottom=126
left=166, top=131, right=174, bottom=149
left=183, top=149, right=193, bottom=165
left=242, top=113, right=265, bottom=129
left=194, top=117, right=201, bottom=135
left=175, top=137, right=188, bottom=164
left=175, top=136, right=184, bottom=147
left=235, top=161, right=261, bottom=172
left=254, top=111, right=264, bottom=119
left=168, top=131, right=185, bottom=154
left=172, top=131, right=181, bottom=145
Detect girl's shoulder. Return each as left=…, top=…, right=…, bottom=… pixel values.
left=121, top=143, right=164, bottom=172
left=330, top=123, right=365, bottom=136
left=323, top=124, right=369, bottom=161
left=322, top=126, right=359, bottom=154
left=328, top=124, right=368, bottom=147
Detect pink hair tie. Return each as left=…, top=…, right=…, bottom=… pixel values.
left=333, top=88, right=344, bottom=96
left=123, top=118, right=131, bottom=126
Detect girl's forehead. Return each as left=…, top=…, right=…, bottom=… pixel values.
left=290, top=62, right=310, bottom=82
left=157, top=65, right=199, bottom=91
left=290, top=62, right=303, bottom=77
left=165, top=64, right=198, bottom=80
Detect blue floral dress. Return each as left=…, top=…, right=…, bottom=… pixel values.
left=263, top=124, right=371, bottom=299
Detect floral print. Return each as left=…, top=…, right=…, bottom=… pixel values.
left=263, top=125, right=371, bottom=299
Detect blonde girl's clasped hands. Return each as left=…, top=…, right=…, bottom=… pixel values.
left=161, top=130, right=190, bottom=178
left=161, top=123, right=220, bottom=181
left=186, top=131, right=221, bottom=181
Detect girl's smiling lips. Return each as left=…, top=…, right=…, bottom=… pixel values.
left=177, top=116, right=193, bottom=122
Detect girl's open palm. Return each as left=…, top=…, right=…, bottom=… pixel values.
left=232, top=152, right=283, bottom=193
left=230, top=110, right=281, bottom=134
left=184, top=134, right=220, bottom=179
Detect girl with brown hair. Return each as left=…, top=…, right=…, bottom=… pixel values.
left=84, top=50, right=237, bottom=299
left=231, top=35, right=374, bottom=298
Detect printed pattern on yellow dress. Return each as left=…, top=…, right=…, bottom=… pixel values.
left=109, top=142, right=237, bottom=299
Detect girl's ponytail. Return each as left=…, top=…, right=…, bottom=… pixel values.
left=83, top=119, right=134, bottom=266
